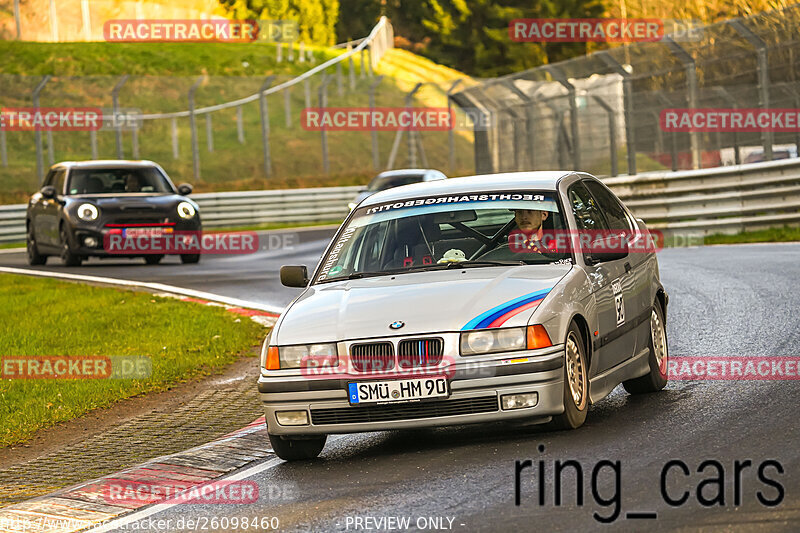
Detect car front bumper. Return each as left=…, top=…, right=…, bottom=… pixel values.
left=258, top=345, right=565, bottom=435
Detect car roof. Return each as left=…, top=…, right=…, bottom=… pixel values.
left=374, top=169, right=438, bottom=179
left=361, top=171, right=574, bottom=206
left=51, top=160, right=160, bottom=170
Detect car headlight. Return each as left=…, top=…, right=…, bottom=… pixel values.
left=460, top=325, right=551, bottom=356
left=77, top=203, right=99, bottom=221
left=267, top=342, right=338, bottom=370
left=177, top=201, right=196, bottom=219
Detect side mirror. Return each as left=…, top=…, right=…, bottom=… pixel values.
left=40, top=186, right=56, bottom=199
left=280, top=265, right=309, bottom=288
left=585, top=239, right=629, bottom=264
left=177, top=183, right=193, bottom=196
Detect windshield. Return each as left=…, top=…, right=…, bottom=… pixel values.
left=67, top=168, right=174, bottom=195
left=366, top=174, right=425, bottom=192
left=315, top=191, right=570, bottom=284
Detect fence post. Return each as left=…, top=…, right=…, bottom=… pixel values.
left=259, top=75, right=276, bottom=178
left=13, top=0, right=21, bottom=39
left=655, top=92, right=679, bottom=171
left=546, top=66, right=581, bottom=170
left=236, top=107, right=245, bottom=144
left=591, top=95, right=618, bottom=177
left=188, top=76, right=203, bottom=182
left=277, top=42, right=282, bottom=63
left=348, top=50, right=356, bottom=91
left=502, top=80, right=538, bottom=170
left=598, top=51, right=636, bottom=175
left=32, top=75, right=50, bottom=183
left=111, top=75, right=128, bottom=160
left=171, top=117, right=179, bottom=159
left=729, top=20, right=773, bottom=162
left=205, top=113, right=213, bottom=153
left=132, top=122, right=140, bottom=159
left=288, top=41, right=294, bottom=62
left=304, top=77, right=311, bottom=109
left=360, top=48, right=367, bottom=79
left=336, top=62, right=344, bottom=96
left=369, top=76, right=384, bottom=170
left=298, top=42, right=305, bottom=63
left=712, top=87, right=741, bottom=165
left=319, top=75, right=333, bottom=174
left=663, top=37, right=701, bottom=169
left=406, top=83, right=424, bottom=167
left=447, top=79, right=463, bottom=172
left=284, top=85, right=292, bottom=128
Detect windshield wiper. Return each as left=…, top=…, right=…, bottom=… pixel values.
left=445, top=260, right=526, bottom=268
left=318, top=260, right=526, bottom=284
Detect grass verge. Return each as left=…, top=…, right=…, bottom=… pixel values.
left=702, top=225, right=800, bottom=245
left=0, top=273, right=265, bottom=448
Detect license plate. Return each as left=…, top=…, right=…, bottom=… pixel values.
left=123, top=227, right=173, bottom=238
left=348, top=377, right=449, bottom=405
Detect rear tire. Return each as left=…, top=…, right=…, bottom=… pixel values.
left=623, top=304, right=669, bottom=394
left=180, top=254, right=200, bottom=264
left=27, top=224, right=47, bottom=265
left=144, top=255, right=164, bottom=265
left=550, top=322, right=588, bottom=430
left=59, top=226, right=82, bottom=267
left=268, top=433, right=326, bottom=461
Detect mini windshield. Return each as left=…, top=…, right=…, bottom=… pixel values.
left=67, top=168, right=174, bottom=195
left=315, top=191, right=570, bottom=284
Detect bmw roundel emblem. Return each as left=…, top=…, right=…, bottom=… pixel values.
left=389, top=321, right=405, bottom=330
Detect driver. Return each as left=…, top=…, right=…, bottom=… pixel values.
left=124, top=174, right=141, bottom=193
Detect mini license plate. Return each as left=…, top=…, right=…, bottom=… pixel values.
left=348, top=377, right=449, bottom=405
left=123, top=227, right=173, bottom=238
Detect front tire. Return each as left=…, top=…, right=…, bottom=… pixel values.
left=268, top=433, right=326, bottom=461
left=623, top=304, right=668, bottom=394
left=59, top=226, right=82, bottom=267
left=180, top=254, right=200, bottom=264
left=27, top=224, right=47, bottom=265
left=550, top=322, right=589, bottom=430
left=144, top=255, right=164, bottom=265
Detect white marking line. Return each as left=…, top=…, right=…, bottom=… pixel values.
left=85, top=435, right=346, bottom=532
left=0, top=266, right=284, bottom=314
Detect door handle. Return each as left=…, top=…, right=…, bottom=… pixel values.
left=624, top=262, right=632, bottom=273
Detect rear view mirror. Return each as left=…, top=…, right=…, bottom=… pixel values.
left=280, top=265, right=309, bottom=288
left=434, top=210, right=477, bottom=225
left=40, top=186, right=56, bottom=199
left=177, top=183, right=193, bottom=196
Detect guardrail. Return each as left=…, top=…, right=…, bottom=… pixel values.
left=2, top=159, right=799, bottom=244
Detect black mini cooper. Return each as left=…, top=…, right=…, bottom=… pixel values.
left=26, top=160, right=201, bottom=266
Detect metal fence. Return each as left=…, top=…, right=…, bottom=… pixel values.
left=3, top=160, right=799, bottom=244
left=451, top=5, right=800, bottom=178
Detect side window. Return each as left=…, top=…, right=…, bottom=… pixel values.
left=568, top=182, right=608, bottom=231
left=53, top=170, right=67, bottom=195
left=583, top=180, right=631, bottom=231
left=42, top=170, right=56, bottom=188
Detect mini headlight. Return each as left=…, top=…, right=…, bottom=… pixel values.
left=77, top=203, right=98, bottom=221
left=460, top=327, right=527, bottom=356
left=278, top=343, right=338, bottom=369
left=177, top=201, right=196, bottom=219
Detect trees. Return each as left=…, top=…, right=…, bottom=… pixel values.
left=219, top=0, right=340, bottom=45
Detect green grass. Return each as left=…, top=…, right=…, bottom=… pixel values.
left=0, top=242, right=24, bottom=249
left=0, top=273, right=265, bottom=447
left=0, top=41, right=335, bottom=77
left=702, top=225, right=800, bottom=245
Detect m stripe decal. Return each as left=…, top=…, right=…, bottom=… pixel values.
left=462, top=288, right=552, bottom=330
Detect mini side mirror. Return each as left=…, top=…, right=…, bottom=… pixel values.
left=280, top=265, right=309, bottom=288
left=177, top=183, right=193, bottom=196
left=40, top=185, right=57, bottom=199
